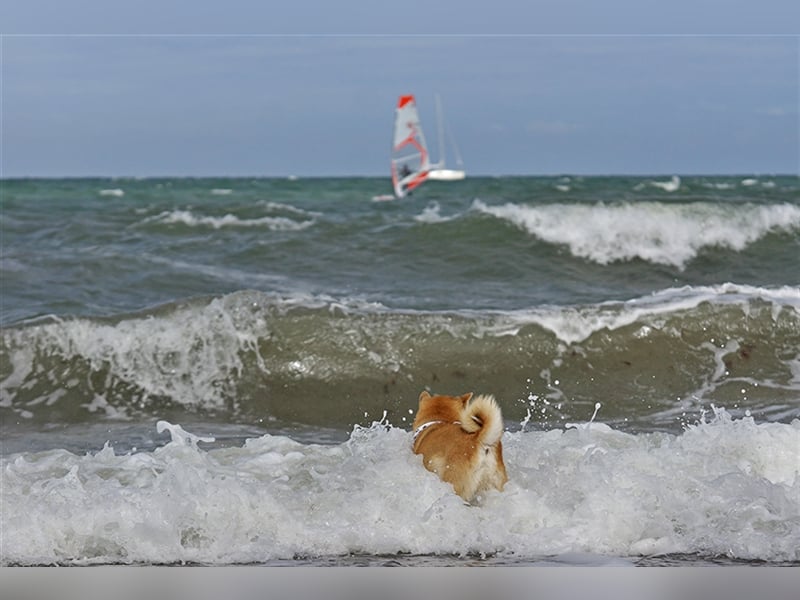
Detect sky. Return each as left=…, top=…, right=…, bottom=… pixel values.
left=1, top=2, right=798, bottom=177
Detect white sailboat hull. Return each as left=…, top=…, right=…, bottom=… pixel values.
left=427, top=168, right=466, bottom=181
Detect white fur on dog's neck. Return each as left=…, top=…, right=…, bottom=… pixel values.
left=412, top=420, right=460, bottom=442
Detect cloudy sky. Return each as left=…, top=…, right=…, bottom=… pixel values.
left=1, top=1, right=798, bottom=177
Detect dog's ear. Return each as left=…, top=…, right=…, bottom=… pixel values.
left=419, top=390, right=432, bottom=402
left=460, top=392, right=474, bottom=406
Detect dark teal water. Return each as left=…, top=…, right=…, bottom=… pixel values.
left=3, top=175, right=799, bottom=322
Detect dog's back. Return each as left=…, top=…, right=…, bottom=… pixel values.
left=412, top=391, right=508, bottom=501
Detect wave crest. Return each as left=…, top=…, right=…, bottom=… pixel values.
left=141, top=209, right=314, bottom=231
left=2, top=286, right=798, bottom=430
left=472, top=200, right=800, bottom=268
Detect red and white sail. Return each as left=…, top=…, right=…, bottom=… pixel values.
left=391, top=95, right=430, bottom=198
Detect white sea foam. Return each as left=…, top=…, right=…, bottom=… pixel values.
left=507, top=283, right=800, bottom=345
left=258, top=201, right=322, bottom=218
left=2, top=410, right=798, bottom=565
left=414, top=202, right=457, bottom=224
left=144, top=209, right=314, bottom=231
left=702, top=181, right=736, bottom=190
left=0, top=295, right=267, bottom=415
left=649, top=175, right=681, bottom=192
left=436, top=283, right=799, bottom=347
left=472, top=200, right=800, bottom=268
left=98, top=189, right=125, bottom=197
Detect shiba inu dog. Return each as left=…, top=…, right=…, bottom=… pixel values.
left=412, top=391, right=508, bottom=502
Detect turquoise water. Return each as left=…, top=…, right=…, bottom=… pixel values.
left=2, top=175, right=799, bottom=565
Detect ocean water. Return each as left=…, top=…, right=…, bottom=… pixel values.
left=1, top=175, right=799, bottom=566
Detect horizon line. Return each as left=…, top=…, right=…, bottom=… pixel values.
left=2, top=172, right=797, bottom=181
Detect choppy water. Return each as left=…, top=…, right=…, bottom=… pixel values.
left=1, top=175, right=799, bottom=566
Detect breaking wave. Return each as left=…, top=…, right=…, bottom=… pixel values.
left=471, top=200, right=800, bottom=268
left=2, top=412, right=798, bottom=565
left=2, top=285, right=798, bottom=432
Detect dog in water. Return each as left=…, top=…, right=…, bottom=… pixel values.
left=412, top=391, right=508, bottom=502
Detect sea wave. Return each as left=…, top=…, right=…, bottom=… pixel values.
left=140, top=209, right=314, bottom=231
left=471, top=200, right=800, bottom=268
left=2, top=411, right=798, bottom=565
left=414, top=202, right=457, bottom=224
left=2, top=286, right=798, bottom=431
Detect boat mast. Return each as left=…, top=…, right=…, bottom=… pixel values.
left=435, top=93, right=446, bottom=169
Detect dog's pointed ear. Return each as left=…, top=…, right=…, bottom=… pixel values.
left=460, top=392, right=474, bottom=405
left=419, top=390, right=432, bottom=402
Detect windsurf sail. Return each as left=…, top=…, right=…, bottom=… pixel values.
left=391, top=95, right=430, bottom=198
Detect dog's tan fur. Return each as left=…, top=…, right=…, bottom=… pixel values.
left=412, top=391, right=508, bottom=502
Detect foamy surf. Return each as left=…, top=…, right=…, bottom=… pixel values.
left=471, top=199, right=800, bottom=268
left=2, top=285, right=798, bottom=432
left=2, top=409, right=797, bottom=566
left=141, top=209, right=314, bottom=231
left=414, top=202, right=458, bottom=224
left=648, top=175, right=681, bottom=192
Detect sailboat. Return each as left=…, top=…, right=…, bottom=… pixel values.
left=427, top=94, right=466, bottom=181
left=390, top=95, right=431, bottom=199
